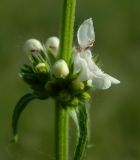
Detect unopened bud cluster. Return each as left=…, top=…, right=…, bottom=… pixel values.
left=24, top=37, right=65, bottom=76
left=20, top=37, right=91, bottom=106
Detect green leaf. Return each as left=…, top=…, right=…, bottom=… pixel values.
left=12, top=93, right=38, bottom=143
left=74, top=104, right=89, bottom=160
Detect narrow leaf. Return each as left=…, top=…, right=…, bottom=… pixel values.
left=12, top=93, right=38, bottom=143
left=74, top=104, right=89, bottom=160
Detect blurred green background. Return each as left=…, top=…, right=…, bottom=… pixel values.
left=0, top=0, right=140, bottom=159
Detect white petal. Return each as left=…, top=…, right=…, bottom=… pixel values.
left=73, top=52, right=91, bottom=81
left=73, top=52, right=82, bottom=73
left=105, top=74, right=120, bottom=84
left=73, top=50, right=120, bottom=90
left=90, top=69, right=120, bottom=89
left=82, top=50, right=120, bottom=89
left=73, top=51, right=110, bottom=89
left=81, top=50, right=102, bottom=73
left=90, top=72, right=112, bottom=89
left=80, top=49, right=92, bottom=59
left=77, top=18, right=95, bottom=49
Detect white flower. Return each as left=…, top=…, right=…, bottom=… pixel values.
left=24, top=39, right=43, bottom=54
left=46, top=37, right=59, bottom=57
left=52, top=59, right=69, bottom=79
left=73, top=18, right=120, bottom=90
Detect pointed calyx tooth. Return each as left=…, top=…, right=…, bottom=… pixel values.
left=24, top=39, right=43, bottom=54
left=52, top=59, right=69, bottom=79
left=45, top=36, right=59, bottom=57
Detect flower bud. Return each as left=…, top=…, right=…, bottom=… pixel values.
left=80, top=92, right=91, bottom=102
left=52, top=59, right=69, bottom=79
left=71, top=79, right=84, bottom=91
left=35, top=63, right=49, bottom=74
left=69, top=98, right=79, bottom=106
left=24, top=39, right=43, bottom=54
left=46, top=37, right=59, bottom=57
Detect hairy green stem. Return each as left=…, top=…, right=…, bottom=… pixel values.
left=55, top=0, right=76, bottom=159
left=55, top=103, right=69, bottom=160
left=59, top=0, right=76, bottom=64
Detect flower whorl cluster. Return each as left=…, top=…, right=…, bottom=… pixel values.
left=21, top=18, right=119, bottom=105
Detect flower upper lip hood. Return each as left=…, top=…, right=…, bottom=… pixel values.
left=77, top=18, right=95, bottom=50
left=73, top=18, right=120, bottom=90
left=24, top=39, right=44, bottom=54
